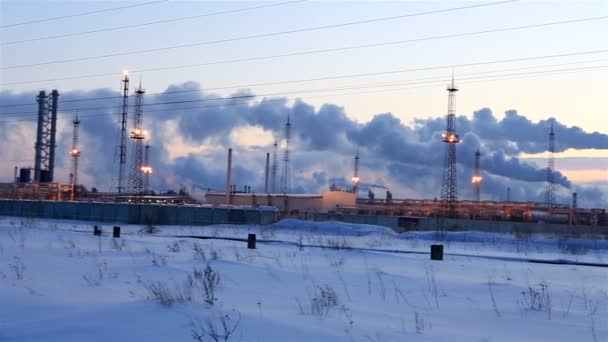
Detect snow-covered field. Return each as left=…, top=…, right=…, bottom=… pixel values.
left=0, top=217, right=606, bottom=341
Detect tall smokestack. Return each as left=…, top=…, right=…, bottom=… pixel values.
left=352, top=150, right=360, bottom=194
left=226, top=148, right=232, bottom=205
left=48, top=90, right=59, bottom=182
left=264, top=152, right=270, bottom=193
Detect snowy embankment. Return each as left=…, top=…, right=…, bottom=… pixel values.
left=0, top=217, right=606, bottom=341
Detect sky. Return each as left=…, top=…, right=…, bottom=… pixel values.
left=0, top=0, right=607, bottom=208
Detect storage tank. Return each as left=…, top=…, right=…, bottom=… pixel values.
left=19, top=168, right=31, bottom=183
left=528, top=211, right=569, bottom=224
left=40, top=170, right=51, bottom=183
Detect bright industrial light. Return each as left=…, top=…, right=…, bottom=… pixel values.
left=352, top=176, right=360, bottom=183
left=141, top=166, right=153, bottom=174
left=472, top=176, right=483, bottom=184
left=123, top=69, right=129, bottom=77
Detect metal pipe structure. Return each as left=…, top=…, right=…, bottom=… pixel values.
left=33, top=90, right=59, bottom=183
left=545, top=123, right=556, bottom=207
left=48, top=90, right=59, bottom=182
left=117, top=71, right=129, bottom=193
left=271, top=139, right=278, bottom=193
left=352, top=150, right=360, bottom=194
left=69, top=115, right=81, bottom=201
left=142, top=144, right=152, bottom=194
left=472, top=148, right=482, bottom=202
left=34, top=91, right=46, bottom=182
left=264, top=152, right=270, bottom=193
left=226, top=148, right=232, bottom=205
left=280, top=113, right=291, bottom=195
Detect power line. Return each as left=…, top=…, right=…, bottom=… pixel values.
left=1, top=19, right=606, bottom=84
left=0, top=0, right=168, bottom=29
left=1, top=64, right=606, bottom=120
left=1, top=0, right=523, bottom=70
left=2, top=49, right=608, bottom=108
left=0, top=64, right=604, bottom=125
left=1, top=1, right=307, bottom=46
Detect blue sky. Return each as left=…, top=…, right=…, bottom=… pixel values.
left=0, top=0, right=607, bottom=206
left=1, top=0, right=607, bottom=128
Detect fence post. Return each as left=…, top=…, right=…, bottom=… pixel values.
left=247, top=234, right=256, bottom=249
left=93, top=225, right=101, bottom=236
left=113, top=226, right=121, bottom=238
left=430, top=244, right=443, bottom=260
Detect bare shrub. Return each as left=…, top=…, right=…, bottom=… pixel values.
left=487, top=278, right=501, bottom=317
left=145, top=248, right=168, bottom=266
left=520, top=281, right=552, bottom=319
left=191, top=309, right=241, bottom=342
left=414, top=312, right=425, bottom=334
left=193, top=265, right=221, bottom=305
left=111, top=238, right=126, bottom=251
left=373, top=268, right=387, bottom=301
left=209, top=249, right=221, bottom=260
left=8, top=229, right=26, bottom=249
left=145, top=277, right=193, bottom=307
left=424, top=263, right=440, bottom=309
left=311, top=284, right=338, bottom=318
left=193, top=243, right=207, bottom=261
left=168, top=241, right=181, bottom=253
left=328, top=257, right=345, bottom=268
left=145, top=282, right=175, bottom=307
left=83, top=260, right=109, bottom=286
left=325, top=237, right=352, bottom=250
left=9, top=256, right=25, bottom=280
left=140, top=224, right=160, bottom=235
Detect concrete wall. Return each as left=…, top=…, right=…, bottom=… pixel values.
left=0, top=200, right=278, bottom=226
left=312, top=213, right=608, bottom=237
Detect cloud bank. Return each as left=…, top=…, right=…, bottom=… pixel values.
left=1, top=82, right=606, bottom=208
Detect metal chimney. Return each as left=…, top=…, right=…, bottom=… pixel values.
left=226, top=148, right=232, bottom=205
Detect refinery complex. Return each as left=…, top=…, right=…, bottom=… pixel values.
left=0, top=73, right=606, bottom=228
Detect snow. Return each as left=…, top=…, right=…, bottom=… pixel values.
left=0, top=216, right=607, bottom=341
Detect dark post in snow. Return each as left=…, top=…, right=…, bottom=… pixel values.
left=113, top=226, right=121, bottom=238
left=431, top=244, right=443, bottom=260
left=247, top=234, right=256, bottom=249
left=93, top=225, right=102, bottom=236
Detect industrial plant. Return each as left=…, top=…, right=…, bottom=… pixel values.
left=0, top=74, right=605, bottom=230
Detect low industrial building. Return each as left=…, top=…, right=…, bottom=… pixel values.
left=204, top=190, right=356, bottom=217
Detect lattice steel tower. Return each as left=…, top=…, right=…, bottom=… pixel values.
left=117, top=72, right=129, bottom=193
left=472, top=148, right=482, bottom=202
left=127, top=83, right=146, bottom=194
left=34, top=90, right=59, bottom=183
left=545, top=123, right=556, bottom=207
left=440, top=76, right=460, bottom=217
left=280, top=113, right=291, bottom=194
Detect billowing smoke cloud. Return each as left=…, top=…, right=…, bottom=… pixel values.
left=0, top=82, right=606, bottom=207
